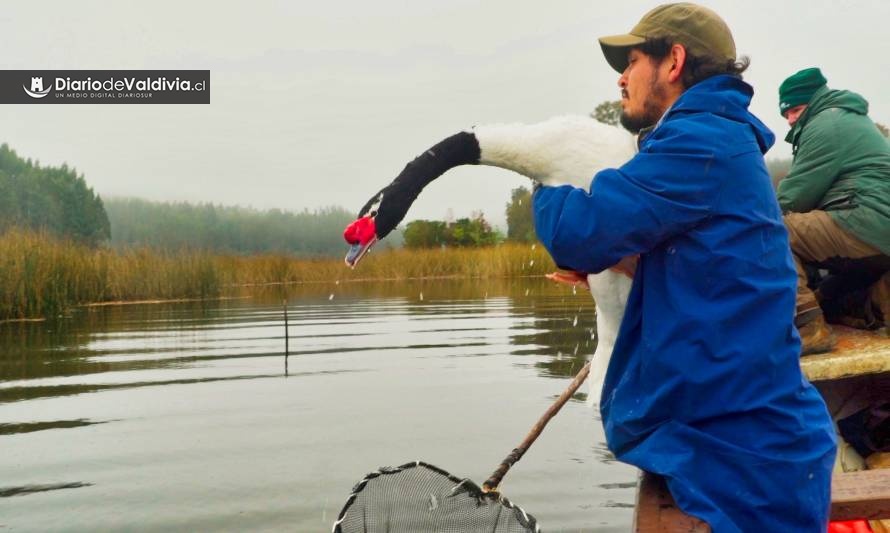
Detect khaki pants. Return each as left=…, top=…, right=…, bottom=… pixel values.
left=784, top=211, right=887, bottom=324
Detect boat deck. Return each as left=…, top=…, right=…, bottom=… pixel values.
left=801, top=326, right=890, bottom=382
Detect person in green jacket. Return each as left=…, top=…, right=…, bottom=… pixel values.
left=777, top=67, right=890, bottom=355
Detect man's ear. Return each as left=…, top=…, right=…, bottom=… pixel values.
left=666, top=44, right=687, bottom=84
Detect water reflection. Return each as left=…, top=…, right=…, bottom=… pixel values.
left=0, top=482, right=93, bottom=498
left=0, top=372, right=296, bottom=403
left=0, top=301, right=228, bottom=383
left=0, top=277, right=634, bottom=532
left=277, top=277, right=599, bottom=380
left=0, top=418, right=108, bottom=435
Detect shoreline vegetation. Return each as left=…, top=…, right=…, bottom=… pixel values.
left=0, top=229, right=556, bottom=321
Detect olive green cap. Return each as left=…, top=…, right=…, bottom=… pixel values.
left=778, top=67, right=827, bottom=116
left=599, top=3, right=736, bottom=73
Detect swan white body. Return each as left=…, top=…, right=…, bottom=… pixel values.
left=474, top=115, right=637, bottom=405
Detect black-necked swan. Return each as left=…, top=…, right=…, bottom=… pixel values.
left=343, top=115, right=637, bottom=406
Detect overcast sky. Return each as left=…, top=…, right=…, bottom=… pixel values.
left=5, top=0, right=889, bottom=228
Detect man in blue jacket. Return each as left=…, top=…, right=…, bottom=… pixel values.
left=533, top=4, right=836, bottom=532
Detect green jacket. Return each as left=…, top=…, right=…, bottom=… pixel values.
left=776, top=85, right=890, bottom=254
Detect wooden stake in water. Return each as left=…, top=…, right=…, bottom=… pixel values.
left=283, top=300, right=289, bottom=374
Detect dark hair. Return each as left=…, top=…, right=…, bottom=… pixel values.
left=637, top=37, right=750, bottom=88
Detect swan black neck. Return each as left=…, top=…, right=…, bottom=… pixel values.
left=358, top=131, right=480, bottom=237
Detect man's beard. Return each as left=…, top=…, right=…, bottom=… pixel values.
left=619, top=76, right=668, bottom=134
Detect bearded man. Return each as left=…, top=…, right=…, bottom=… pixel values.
left=533, top=4, right=836, bottom=532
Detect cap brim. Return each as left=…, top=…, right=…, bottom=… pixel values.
left=598, top=34, right=646, bottom=73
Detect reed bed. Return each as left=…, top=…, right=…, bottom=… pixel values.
left=0, top=229, right=556, bottom=320
left=0, top=229, right=225, bottom=320
left=224, top=243, right=556, bottom=285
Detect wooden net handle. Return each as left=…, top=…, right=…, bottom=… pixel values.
left=482, top=361, right=591, bottom=492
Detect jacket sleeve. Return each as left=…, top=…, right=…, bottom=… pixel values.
left=533, top=120, right=721, bottom=273
left=776, top=113, right=843, bottom=213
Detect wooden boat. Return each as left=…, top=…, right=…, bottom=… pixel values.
left=633, top=325, right=890, bottom=532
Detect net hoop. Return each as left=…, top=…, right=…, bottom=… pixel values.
left=332, top=460, right=541, bottom=533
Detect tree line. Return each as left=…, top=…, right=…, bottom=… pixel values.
left=402, top=213, right=503, bottom=248
left=104, top=197, right=370, bottom=257
left=0, top=143, right=110, bottom=246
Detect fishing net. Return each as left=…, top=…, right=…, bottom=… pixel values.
left=332, top=461, right=540, bottom=533
left=333, top=363, right=590, bottom=533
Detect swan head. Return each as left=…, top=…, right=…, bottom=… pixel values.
left=343, top=215, right=378, bottom=268
left=343, top=192, right=388, bottom=268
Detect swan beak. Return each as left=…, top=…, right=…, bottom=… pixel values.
left=343, top=216, right=379, bottom=268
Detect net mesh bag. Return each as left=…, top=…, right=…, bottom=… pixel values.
left=332, top=461, right=540, bottom=533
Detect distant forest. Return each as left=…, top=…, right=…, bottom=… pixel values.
left=104, top=198, right=392, bottom=257
left=0, top=144, right=110, bottom=246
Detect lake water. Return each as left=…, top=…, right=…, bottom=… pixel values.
left=0, top=279, right=637, bottom=532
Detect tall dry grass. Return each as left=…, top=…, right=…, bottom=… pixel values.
left=0, top=229, right=223, bottom=320
left=0, top=229, right=85, bottom=319
left=0, top=229, right=556, bottom=320
left=224, top=242, right=556, bottom=285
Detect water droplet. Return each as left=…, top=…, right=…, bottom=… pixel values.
left=556, top=351, right=563, bottom=360
left=524, top=288, right=530, bottom=296
left=419, top=292, right=424, bottom=301
left=518, top=199, right=522, bottom=206
left=572, top=285, right=577, bottom=295
left=529, top=260, right=535, bottom=267
left=573, top=316, right=578, bottom=327
left=329, top=294, right=334, bottom=301
left=531, top=244, right=536, bottom=250
left=335, top=280, right=340, bottom=285
left=574, top=343, right=579, bottom=355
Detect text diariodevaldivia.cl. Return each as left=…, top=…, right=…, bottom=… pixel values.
left=54, top=77, right=206, bottom=92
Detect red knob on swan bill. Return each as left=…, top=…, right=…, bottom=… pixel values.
left=343, top=217, right=379, bottom=268
left=343, top=217, right=377, bottom=245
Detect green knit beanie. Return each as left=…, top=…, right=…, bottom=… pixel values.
left=779, top=67, right=827, bottom=116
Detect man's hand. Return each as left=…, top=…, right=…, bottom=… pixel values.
left=609, top=255, right=639, bottom=279
left=545, top=270, right=589, bottom=288
left=546, top=255, right=638, bottom=287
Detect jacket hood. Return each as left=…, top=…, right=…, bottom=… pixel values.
left=666, top=75, right=775, bottom=154
left=809, top=86, right=869, bottom=116
left=785, top=86, right=869, bottom=145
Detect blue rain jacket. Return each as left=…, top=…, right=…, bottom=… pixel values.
left=534, top=76, right=836, bottom=532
